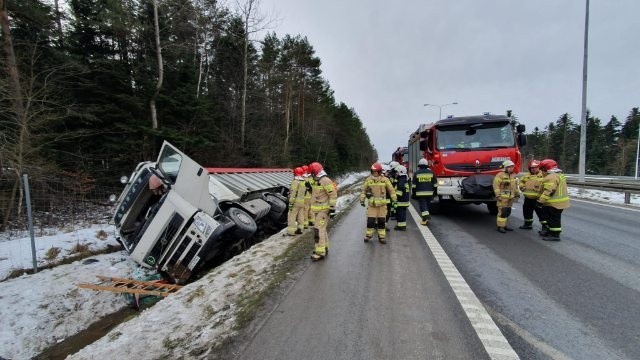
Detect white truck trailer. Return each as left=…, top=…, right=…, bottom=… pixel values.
left=112, top=141, right=291, bottom=283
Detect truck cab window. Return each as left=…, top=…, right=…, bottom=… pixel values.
left=158, top=148, right=182, bottom=183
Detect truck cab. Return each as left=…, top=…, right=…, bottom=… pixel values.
left=112, top=142, right=290, bottom=283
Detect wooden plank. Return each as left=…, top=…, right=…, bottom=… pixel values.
left=77, top=276, right=183, bottom=297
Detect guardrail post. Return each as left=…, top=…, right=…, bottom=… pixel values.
left=23, top=174, right=38, bottom=273
left=624, top=191, right=631, bottom=205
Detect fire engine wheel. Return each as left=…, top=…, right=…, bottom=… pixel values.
left=226, top=207, right=257, bottom=239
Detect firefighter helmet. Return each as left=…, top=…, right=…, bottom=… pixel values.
left=370, top=162, right=383, bottom=173
left=302, top=165, right=309, bottom=173
left=539, top=159, right=558, bottom=171
left=389, top=161, right=400, bottom=170
left=294, top=167, right=304, bottom=177
left=528, top=160, right=540, bottom=169
left=502, top=160, right=515, bottom=168
left=396, top=165, right=407, bottom=176
left=418, top=158, right=429, bottom=167
left=309, top=162, right=323, bottom=176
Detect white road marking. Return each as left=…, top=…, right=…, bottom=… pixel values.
left=409, top=206, right=520, bottom=360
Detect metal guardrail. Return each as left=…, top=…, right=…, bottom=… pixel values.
left=564, top=175, right=640, bottom=193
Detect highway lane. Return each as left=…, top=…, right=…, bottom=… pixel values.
left=238, top=204, right=490, bottom=360
left=428, top=199, right=640, bottom=360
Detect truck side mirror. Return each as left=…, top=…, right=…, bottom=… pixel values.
left=516, top=124, right=526, bottom=133
left=518, top=133, right=527, bottom=147
left=419, top=140, right=427, bottom=151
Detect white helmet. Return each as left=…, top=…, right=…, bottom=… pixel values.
left=396, top=165, right=407, bottom=176
left=389, top=161, right=400, bottom=170
left=418, top=158, right=429, bottom=166
left=502, top=160, right=515, bottom=168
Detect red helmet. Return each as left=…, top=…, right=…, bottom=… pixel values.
left=302, top=165, right=309, bottom=173
left=539, top=159, right=558, bottom=171
left=529, top=160, right=540, bottom=169
left=370, top=162, right=382, bottom=173
left=309, top=162, right=323, bottom=176
left=294, top=167, right=304, bottom=177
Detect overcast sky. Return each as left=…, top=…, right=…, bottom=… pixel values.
left=258, top=0, right=640, bottom=162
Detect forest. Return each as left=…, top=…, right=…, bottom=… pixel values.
left=0, top=0, right=378, bottom=186
left=520, top=108, right=639, bottom=176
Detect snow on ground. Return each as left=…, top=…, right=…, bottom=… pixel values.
left=0, top=174, right=637, bottom=359
left=0, top=171, right=367, bottom=360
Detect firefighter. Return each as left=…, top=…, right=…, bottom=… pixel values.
left=537, top=159, right=570, bottom=241
left=308, top=162, right=337, bottom=261
left=393, top=165, right=410, bottom=230
left=302, top=165, right=312, bottom=229
left=518, top=160, right=543, bottom=229
left=286, top=167, right=307, bottom=236
left=412, top=158, right=437, bottom=225
left=387, top=161, right=400, bottom=221
left=493, top=160, right=520, bottom=233
left=360, top=162, right=397, bottom=243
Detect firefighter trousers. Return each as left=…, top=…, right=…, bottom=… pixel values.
left=540, top=206, right=563, bottom=236
left=417, top=196, right=432, bottom=221
left=313, top=210, right=329, bottom=255
left=522, top=197, right=542, bottom=226
left=496, top=198, right=514, bottom=228
left=366, top=205, right=388, bottom=240
left=287, top=202, right=305, bottom=235
left=395, top=205, right=408, bottom=229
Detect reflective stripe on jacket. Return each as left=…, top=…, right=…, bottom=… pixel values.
left=395, top=175, right=410, bottom=207
left=519, top=172, right=543, bottom=199
left=289, top=178, right=307, bottom=204
left=493, top=171, right=519, bottom=199
left=311, top=175, right=337, bottom=211
left=412, top=167, right=437, bottom=197
left=360, top=175, right=397, bottom=207
left=539, top=172, right=570, bottom=209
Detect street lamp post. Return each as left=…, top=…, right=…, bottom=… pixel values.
left=423, top=102, right=459, bottom=120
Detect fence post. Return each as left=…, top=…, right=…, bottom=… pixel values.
left=22, top=174, right=38, bottom=273
left=624, top=191, right=631, bottom=205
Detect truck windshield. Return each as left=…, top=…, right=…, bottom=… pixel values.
left=436, top=122, right=514, bottom=150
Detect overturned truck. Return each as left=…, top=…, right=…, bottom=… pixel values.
left=112, top=141, right=291, bottom=284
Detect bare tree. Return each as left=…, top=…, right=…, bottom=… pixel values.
left=235, top=0, right=276, bottom=151
left=149, top=0, right=163, bottom=133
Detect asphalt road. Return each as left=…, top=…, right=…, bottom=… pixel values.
left=238, top=204, right=490, bottom=360
left=428, top=199, right=640, bottom=360
left=237, top=197, right=640, bottom=360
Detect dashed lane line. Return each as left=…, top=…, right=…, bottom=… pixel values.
left=408, top=206, right=520, bottom=360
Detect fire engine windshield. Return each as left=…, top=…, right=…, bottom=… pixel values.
left=436, top=122, right=514, bottom=151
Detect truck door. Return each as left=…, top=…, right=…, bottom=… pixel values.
left=156, top=141, right=216, bottom=215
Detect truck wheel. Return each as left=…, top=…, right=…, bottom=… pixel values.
left=486, top=202, right=498, bottom=215
left=264, top=193, right=287, bottom=220
left=226, top=207, right=257, bottom=238
left=264, top=193, right=287, bottom=212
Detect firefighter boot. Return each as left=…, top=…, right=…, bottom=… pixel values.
left=379, top=237, right=387, bottom=244
left=497, top=227, right=507, bottom=234
left=542, top=233, right=561, bottom=241
left=420, top=219, right=429, bottom=226
left=311, top=252, right=325, bottom=261
left=519, top=224, right=533, bottom=229
left=504, top=226, right=514, bottom=231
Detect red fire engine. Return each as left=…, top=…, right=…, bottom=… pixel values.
left=408, top=114, right=526, bottom=214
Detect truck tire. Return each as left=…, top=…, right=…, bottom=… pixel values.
left=226, top=207, right=257, bottom=239
left=264, top=193, right=287, bottom=220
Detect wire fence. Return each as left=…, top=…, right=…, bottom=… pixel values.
left=0, top=171, right=122, bottom=239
